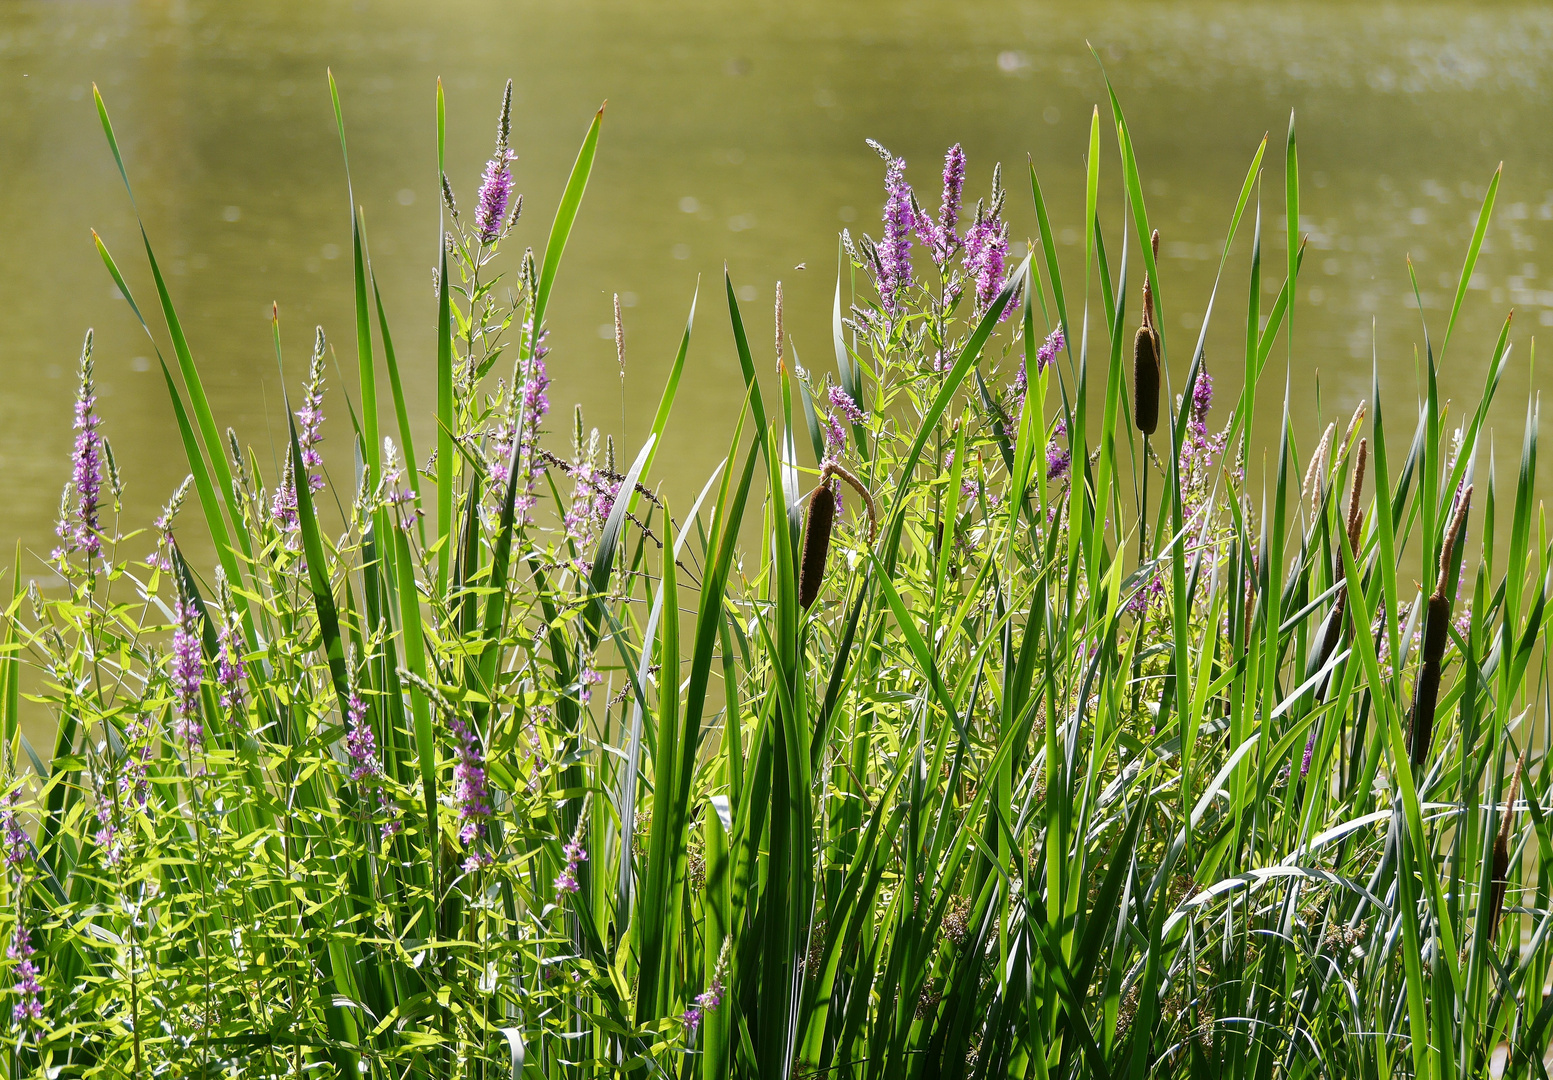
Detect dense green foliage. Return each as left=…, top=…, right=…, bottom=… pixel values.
left=3, top=68, right=1552, bottom=1079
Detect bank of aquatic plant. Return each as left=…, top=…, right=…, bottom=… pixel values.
left=1, top=65, right=1550, bottom=1079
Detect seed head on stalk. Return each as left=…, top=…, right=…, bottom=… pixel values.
left=1488, top=744, right=1528, bottom=941
left=1407, top=485, right=1472, bottom=766
left=1132, top=230, right=1161, bottom=436
left=798, top=462, right=877, bottom=610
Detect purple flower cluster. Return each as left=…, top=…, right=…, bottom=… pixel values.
left=270, top=457, right=301, bottom=548
left=1036, top=327, right=1065, bottom=375
left=920, top=143, right=966, bottom=268
left=215, top=612, right=245, bottom=713
left=554, top=834, right=587, bottom=895
left=146, top=475, right=193, bottom=573
left=56, top=340, right=104, bottom=563
left=681, top=948, right=728, bottom=1033
left=120, top=713, right=153, bottom=811
left=345, top=680, right=400, bottom=842
left=476, top=152, right=516, bottom=243
left=2, top=791, right=24, bottom=873
left=1045, top=418, right=1071, bottom=482
left=821, top=410, right=846, bottom=463
left=296, top=335, right=327, bottom=491
left=475, top=81, right=518, bottom=243
left=449, top=714, right=491, bottom=848
left=171, top=599, right=204, bottom=753
left=869, top=141, right=914, bottom=317
left=563, top=459, right=620, bottom=550
left=1177, top=365, right=1229, bottom=533
left=7, top=926, right=41, bottom=1024
left=345, top=694, right=379, bottom=784
left=380, top=438, right=417, bottom=530
left=828, top=386, right=866, bottom=426
left=963, top=202, right=1010, bottom=317
left=3, top=791, right=41, bottom=1024
left=578, top=664, right=602, bottom=705
left=1125, top=571, right=1165, bottom=618
left=509, top=323, right=552, bottom=526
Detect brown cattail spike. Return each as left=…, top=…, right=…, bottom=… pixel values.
left=1488, top=746, right=1528, bottom=940
left=798, top=484, right=836, bottom=610
left=1134, top=233, right=1162, bottom=437
left=797, top=463, right=879, bottom=611
left=1408, top=485, right=1472, bottom=766
left=1344, top=439, right=1369, bottom=562
left=1132, top=326, right=1160, bottom=436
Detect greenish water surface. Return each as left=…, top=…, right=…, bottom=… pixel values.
left=2, top=0, right=1551, bottom=575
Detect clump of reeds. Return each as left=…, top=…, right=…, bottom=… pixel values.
left=0, top=72, right=1545, bottom=1080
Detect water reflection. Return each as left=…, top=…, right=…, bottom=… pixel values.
left=1, top=0, right=1550, bottom=575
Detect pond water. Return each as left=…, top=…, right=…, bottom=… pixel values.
left=2, top=0, right=1552, bottom=574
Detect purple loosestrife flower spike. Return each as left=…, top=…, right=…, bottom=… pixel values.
left=932, top=143, right=966, bottom=266
left=555, top=820, right=588, bottom=895
left=821, top=411, right=845, bottom=462
left=867, top=140, right=914, bottom=317
left=171, top=599, right=205, bottom=753
left=271, top=455, right=301, bottom=548
left=215, top=613, right=245, bottom=713
left=963, top=205, right=1009, bottom=317
left=1036, top=327, right=1064, bottom=374
left=508, top=316, right=552, bottom=525
left=1045, top=419, right=1071, bottom=482
left=296, top=328, right=327, bottom=490
left=828, top=386, right=866, bottom=426
left=58, top=330, right=103, bottom=562
left=449, top=713, right=491, bottom=846
left=475, top=80, right=516, bottom=243
left=8, top=926, right=42, bottom=1023
left=1, top=790, right=25, bottom=872
left=345, top=694, right=380, bottom=783
left=1191, top=367, right=1213, bottom=422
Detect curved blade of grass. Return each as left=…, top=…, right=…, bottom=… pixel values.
left=531, top=103, right=605, bottom=352
left=1441, top=163, right=1501, bottom=362
left=329, top=70, right=379, bottom=474
left=93, top=85, right=253, bottom=571
left=288, top=407, right=350, bottom=715
left=369, top=264, right=424, bottom=540
left=624, top=282, right=695, bottom=520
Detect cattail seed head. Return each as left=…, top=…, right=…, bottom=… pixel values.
left=1408, top=660, right=1441, bottom=767
left=1303, top=421, right=1336, bottom=515
left=798, top=484, right=836, bottom=610
left=1344, top=439, right=1368, bottom=561
left=1132, top=325, right=1160, bottom=436
left=1436, top=485, right=1473, bottom=597
left=1489, top=747, right=1527, bottom=939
